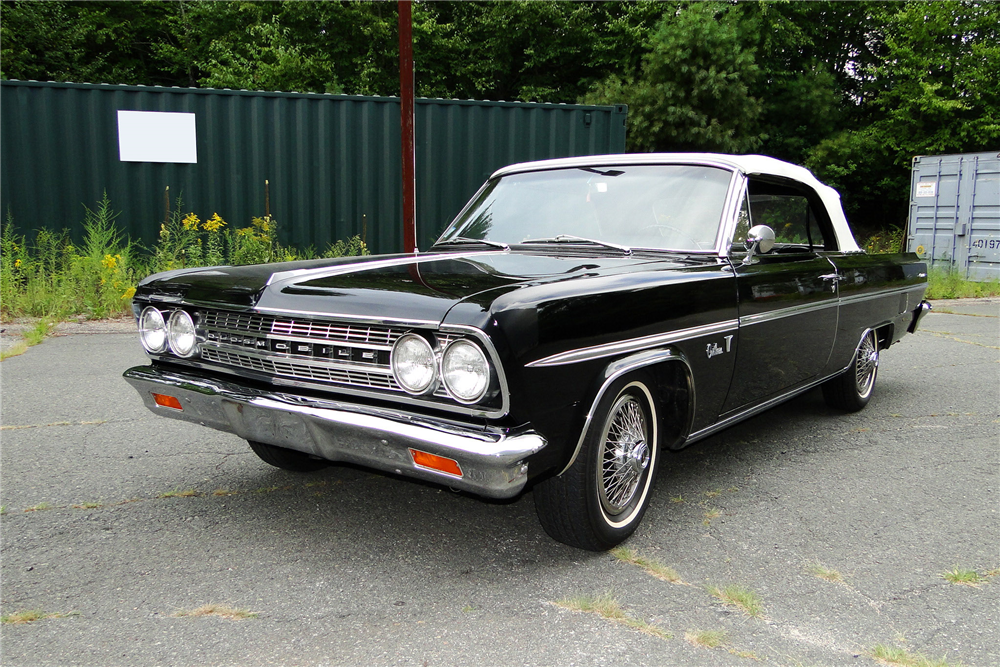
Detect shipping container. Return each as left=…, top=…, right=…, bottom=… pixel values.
left=0, top=80, right=627, bottom=255
left=906, top=151, right=1000, bottom=281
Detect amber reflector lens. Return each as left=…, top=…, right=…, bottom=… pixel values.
left=152, top=393, right=183, bottom=410
left=408, top=448, right=462, bottom=477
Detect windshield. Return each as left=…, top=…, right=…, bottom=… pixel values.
left=436, top=165, right=734, bottom=252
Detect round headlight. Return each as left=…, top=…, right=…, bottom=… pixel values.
left=139, top=307, right=167, bottom=353
left=392, top=333, right=437, bottom=395
left=167, top=310, right=199, bottom=357
left=441, top=339, right=490, bottom=403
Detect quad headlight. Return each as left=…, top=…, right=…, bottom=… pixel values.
left=391, top=333, right=437, bottom=395
left=166, top=309, right=199, bottom=357
left=139, top=306, right=168, bottom=353
left=441, top=339, right=490, bottom=403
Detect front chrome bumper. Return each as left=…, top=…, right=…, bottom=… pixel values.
left=123, top=365, right=546, bottom=498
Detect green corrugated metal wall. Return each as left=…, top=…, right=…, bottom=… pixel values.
left=0, top=80, right=627, bottom=255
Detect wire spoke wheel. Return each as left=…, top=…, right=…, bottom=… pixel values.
left=599, top=395, right=651, bottom=516
left=854, top=331, right=879, bottom=398
left=822, top=329, right=880, bottom=412
left=533, top=373, right=662, bottom=551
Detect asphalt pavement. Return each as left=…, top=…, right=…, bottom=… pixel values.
left=1, top=301, right=997, bottom=667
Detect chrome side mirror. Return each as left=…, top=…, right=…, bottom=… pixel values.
left=742, top=225, right=775, bottom=265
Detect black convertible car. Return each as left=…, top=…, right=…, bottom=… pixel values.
left=125, top=153, right=930, bottom=550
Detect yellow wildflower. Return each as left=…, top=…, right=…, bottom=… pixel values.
left=14, top=258, right=22, bottom=268
left=203, top=213, right=227, bottom=232
left=182, top=213, right=200, bottom=230
left=122, top=287, right=136, bottom=300
left=102, top=254, right=117, bottom=269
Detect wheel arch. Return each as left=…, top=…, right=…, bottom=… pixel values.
left=556, top=347, right=694, bottom=476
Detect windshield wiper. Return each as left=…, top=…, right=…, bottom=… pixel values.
left=521, top=235, right=632, bottom=256
left=434, top=236, right=510, bottom=251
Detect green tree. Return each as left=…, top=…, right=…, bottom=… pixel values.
left=584, top=2, right=764, bottom=153
left=806, top=1, right=1000, bottom=234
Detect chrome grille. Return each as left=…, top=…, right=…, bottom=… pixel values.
left=201, top=348, right=398, bottom=390
left=195, top=309, right=446, bottom=395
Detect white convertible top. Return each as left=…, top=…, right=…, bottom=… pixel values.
left=492, top=153, right=860, bottom=252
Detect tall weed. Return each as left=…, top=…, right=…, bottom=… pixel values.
left=1, top=194, right=368, bottom=321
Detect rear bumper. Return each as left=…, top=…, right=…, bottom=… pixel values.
left=908, top=300, right=932, bottom=333
left=123, top=365, right=546, bottom=498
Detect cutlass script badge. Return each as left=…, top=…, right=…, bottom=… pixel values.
left=706, top=335, right=734, bottom=359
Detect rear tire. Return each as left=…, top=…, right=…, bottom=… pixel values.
left=822, top=330, right=879, bottom=412
left=534, top=373, right=660, bottom=551
left=247, top=440, right=329, bottom=472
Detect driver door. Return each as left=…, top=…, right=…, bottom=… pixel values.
left=722, top=179, right=840, bottom=413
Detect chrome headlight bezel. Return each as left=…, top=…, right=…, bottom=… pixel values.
left=138, top=306, right=168, bottom=354
left=391, top=333, right=437, bottom=395
left=441, top=339, right=491, bottom=404
left=166, top=309, right=199, bottom=358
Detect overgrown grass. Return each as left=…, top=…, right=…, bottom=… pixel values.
left=925, top=267, right=1000, bottom=299
left=555, top=592, right=670, bottom=640
left=0, top=319, right=53, bottom=360
left=1, top=193, right=368, bottom=322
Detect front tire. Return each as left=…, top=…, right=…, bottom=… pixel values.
left=534, top=374, right=660, bottom=551
left=822, top=330, right=879, bottom=412
left=247, top=440, right=329, bottom=472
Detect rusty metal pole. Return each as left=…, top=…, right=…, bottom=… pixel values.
left=398, top=0, right=417, bottom=253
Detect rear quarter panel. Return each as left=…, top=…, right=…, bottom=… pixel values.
left=826, top=252, right=928, bottom=372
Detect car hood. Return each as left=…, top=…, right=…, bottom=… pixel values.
left=136, top=250, right=700, bottom=323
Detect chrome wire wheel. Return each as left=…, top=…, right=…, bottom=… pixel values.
left=598, top=392, right=651, bottom=519
left=854, top=331, right=879, bottom=399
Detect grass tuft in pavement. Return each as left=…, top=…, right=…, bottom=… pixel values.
left=940, top=567, right=985, bottom=586
left=172, top=604, right=257, bottom=620
left=708, top=584, right=764, bottom=617
left=555, top=592, right=670, bottom=640
left=807, top=562, right=846, bottom=584
left=2, top=610, right=77, bottom=624
left=685, top=629, right=726, bottom=648
left=871, top=644, right=963, bottom=667
left=610, top=547, right=684, bottom=584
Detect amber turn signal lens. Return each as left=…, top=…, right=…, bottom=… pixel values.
left=408, top=448, right=462, bottom=477
left=152, top=393, right=183, bottom=410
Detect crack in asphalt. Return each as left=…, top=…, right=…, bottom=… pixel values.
left=918, top=330, right=1000, bottom=349
left=0, top=419, right=138, bottom=430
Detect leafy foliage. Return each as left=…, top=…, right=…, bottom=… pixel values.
left=3, top=0, right=998, bottom=237
left=584, top=2, right=764, bottom=153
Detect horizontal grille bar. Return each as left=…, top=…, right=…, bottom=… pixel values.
left=201, top=309, right=406, bottom=347
left=202, top=348, right=399, bottom=391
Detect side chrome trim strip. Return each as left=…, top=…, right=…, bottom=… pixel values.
left=556, top=348, right=694, bottom=476
left=738, top=299, right=838, bottom=326
left=526, top=320, right=738, bottom=368
left=839, top=284, right=926, bottom=306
